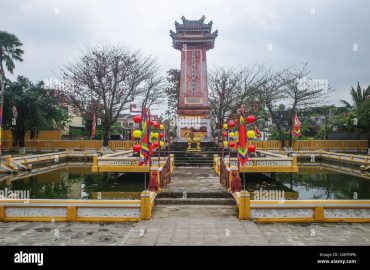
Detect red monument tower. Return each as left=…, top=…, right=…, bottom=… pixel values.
left=170, top=15, right=218, bottom=139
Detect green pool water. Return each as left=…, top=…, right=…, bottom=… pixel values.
left=0, top=162, right=369, bottom=200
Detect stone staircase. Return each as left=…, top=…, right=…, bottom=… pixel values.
left=168, top=142, right=221, bottom=167
left=155, top=167, right=234, bottom=206
left=156, top=191, right=234, bottom=205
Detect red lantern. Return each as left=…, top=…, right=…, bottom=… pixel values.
left=159, top=133, right=165, bottom=138
left=133, top=115, right=142, bottom=123
left=248, top=144, right=256, bottom=153
left=235, top=119, right=239, bottom=125
left=228, top=121, right=235, bottom=128
left=153, top=141, right=159, bottom=148
left=153, top=122, right=160, bottom=129
left=229, top=142, right=235, bottom=148
left=133, top=144, right=141, bottom=152
left=247, top=115, right=256, bottom=124
left=148, top=120, right=153, bottom=126
left=223, top=132, right=228, bottom=137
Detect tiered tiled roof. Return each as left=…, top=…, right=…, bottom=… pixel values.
left=170, top=15, right=218, bottom=50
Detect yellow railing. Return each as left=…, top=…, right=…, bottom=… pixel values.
left=251, top=140, right=368, bottom=151
left=293, top=151, right=369, bottom=166
left=232, top=191, right=370, bottom=222
left=1, top=151, right=96, bottom=173
left=0, top=190, right=158, bottom=222
left=1, top=130, right=61, bottom=141
left=1, top=140, right=367, bottom=151
left=1, top=140, right=135, bottom=151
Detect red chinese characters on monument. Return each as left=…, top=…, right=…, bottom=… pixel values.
left=170, top=16, right=218, bottom=139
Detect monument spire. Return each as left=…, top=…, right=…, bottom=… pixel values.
left=170, top=16, right=218, bottom=140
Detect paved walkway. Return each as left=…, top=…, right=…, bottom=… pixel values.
left=1, top=207, right=370, bottom=245
left=164, top=167, right=225, bottom=192
left=1, top=167, right=370, bottom=246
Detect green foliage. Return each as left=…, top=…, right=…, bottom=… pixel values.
left=0, top=31, right=24, bottom=77
left=340, top=82, right=370, bottom=109
left=3, top=76, right=69, bottom=146
left=69, top=128, right=84, bottom=139
left=355, top=99, right=370, bottom=133
left=110, top=122, right=122, bottom=135
left=164, top=69, right=180, bottom=116
left=269, top=130, right=290, bottom=141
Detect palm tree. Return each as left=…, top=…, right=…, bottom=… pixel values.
left=0, top=31, right=24, bottom=156
left=0, top=31, right=24, bottom=79
left=340, top=82, right=370, bottom=109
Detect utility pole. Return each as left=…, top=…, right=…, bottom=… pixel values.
left=0, top=76, right=4, bottom=166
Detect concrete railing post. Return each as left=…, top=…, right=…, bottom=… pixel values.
left=140, top=191, right=152, bottom=220
left=239, top=190, right=251, bottom=220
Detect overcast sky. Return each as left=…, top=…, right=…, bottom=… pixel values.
left=1, top=0, right=370, bottom=108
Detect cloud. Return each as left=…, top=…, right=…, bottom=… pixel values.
left=1, top=0, right=369, bottom=105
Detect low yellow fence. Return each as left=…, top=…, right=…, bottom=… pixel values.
left=1, top=140, right=367, bottom=151
left=1, top=130, right=61, bottom=141
left=1, top=151, right=97, bottom=173
left=232, top=191, right=370, bottom=222
left=291, top=140, right=368, bottom=151
left=293, top=151, right=369, bottom=166
left=0, top=190, right=157, bottom=222
left=1, top=140, right=135, bottom=151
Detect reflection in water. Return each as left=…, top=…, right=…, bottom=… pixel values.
left=0, top=166, right=148, bottom=200
left=0, top=162, right=369, bottom=200
left=271, top=163, right=370, bottom=200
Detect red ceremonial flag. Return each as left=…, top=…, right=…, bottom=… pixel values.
left=91, top=113, right=96, bottom=139
left=139, top=108, right=151, bottom=166
left=238, top=108, right=248, bottom=165
left=292, top=114, right=301, bottom=138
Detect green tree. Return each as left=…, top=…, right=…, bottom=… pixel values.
left=0, top=31, right=24, bottom=151
left=0, top=31, right=24, bottom=79
left=340, top=82, right=370, bottom=109
left=355, top=99, right=370, bottom=146
left=164, top=69, right=180, bottom=116
left=3, top=76, right=69, bottom=153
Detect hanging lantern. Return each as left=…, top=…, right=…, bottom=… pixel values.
left=235, top=119, right=239, bottom=125
left=133, top=130, right=142, bottom=138
left=229, top=132, right=235, bottom=138
left=153, top=141, right=159, bottom=148
left=133, top=115, right=142, bottom=123
left=159, top=133, right=165, bottom=138
left=229, top=141, right=235, bottom=147
left=133, top=144, right=141, bottom=152
left=247, top=130, right=255, bottom=139
left=153, top=122, right=160, bottom=129
left=228, top=121, right=235, bottom=128
left=247, top=115, right=256, bottom=124
left=223, top=141, right=228, bottom=147
left=160, top=141, right=165, bottom=147
left=248, top=144, right=256, bottom=153
left=160, top=124, right=165, bottom=130
left=153, top=132, right=159, bottom=139
left=223, top=123, right=228, bottom=129
left=222, top=132, right=228, bottom=137
left=148, top=120, right=153, bottom=126
left=235, top=131, right=239, bottom=138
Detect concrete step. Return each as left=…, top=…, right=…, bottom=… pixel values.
left=155, top=197, right=235, bottom=205
left=175, top=163, right=213, bottom=167
left=157, top=191, right=232, bottom=199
